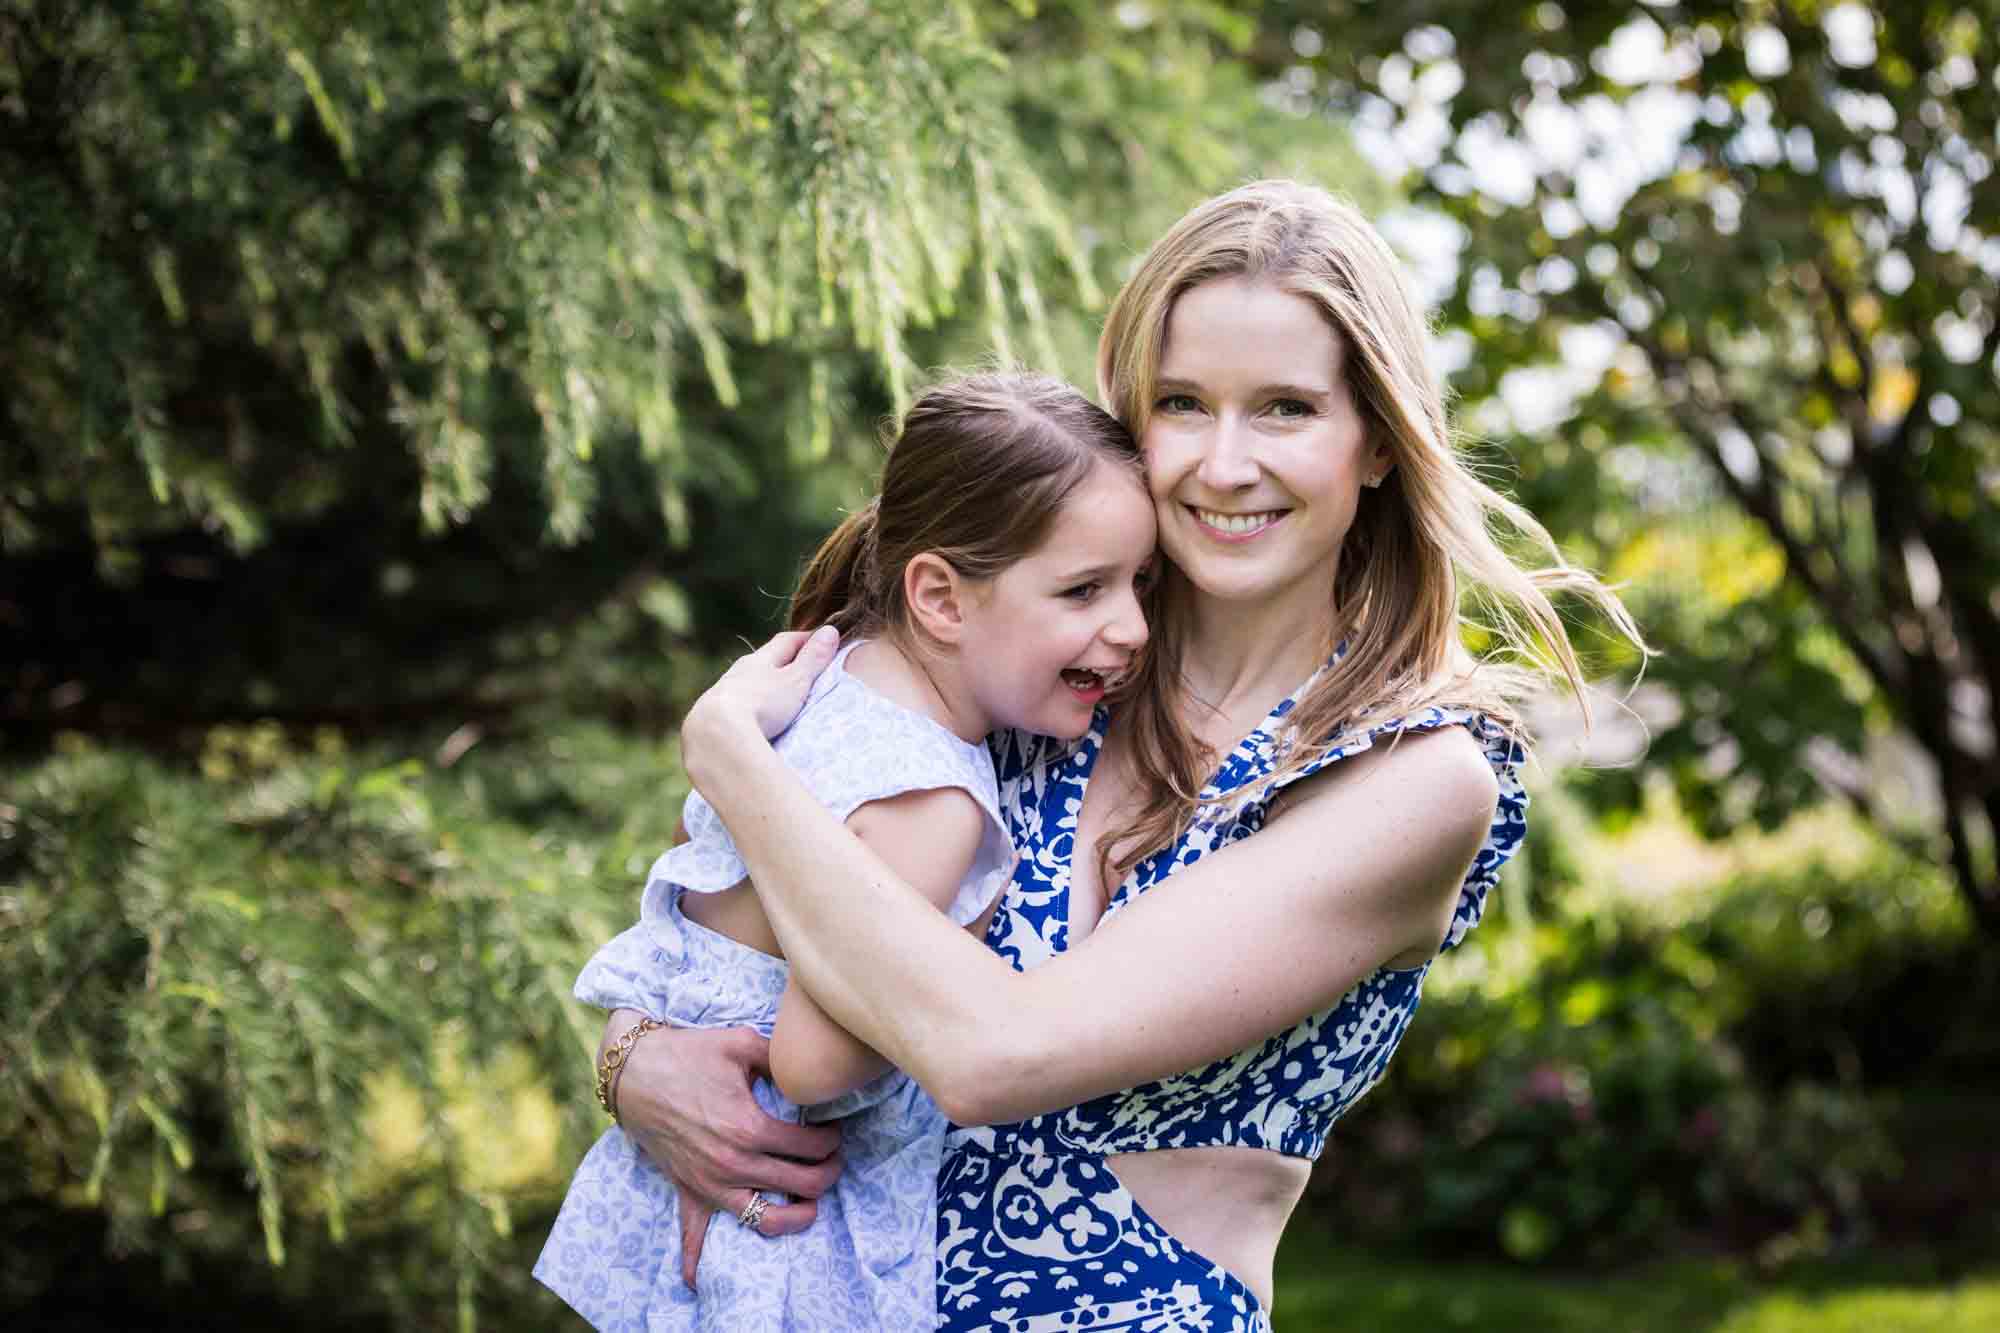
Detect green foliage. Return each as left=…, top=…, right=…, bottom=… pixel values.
left=0, top=719, right=688, bottom=1325
left=1, top=0, right=1355, bottom=553
left=1312, top=841, right=1981, bottom=1266
left=2, top=0, right=1372, bottom=737
left=1254, top=0, right=2000, bottom=932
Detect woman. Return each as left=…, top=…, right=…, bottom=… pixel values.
left=607, top=180, right=1642, bottom=1326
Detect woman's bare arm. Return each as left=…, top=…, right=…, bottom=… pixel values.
left=685, top=682, right=1498, bottom=1129
left=768, top=786, right=987, bottom=1106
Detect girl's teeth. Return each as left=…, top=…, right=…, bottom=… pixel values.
left=1196, top=509, right=1281, bottom=534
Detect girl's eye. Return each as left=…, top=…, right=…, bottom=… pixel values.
left=1061, top=582, right=1101, bottom=602
left=1155, top=393, right=1200, bottom=414
left=1269, top=398, right=1313, bottom=419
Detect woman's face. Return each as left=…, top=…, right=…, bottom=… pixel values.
left=1142, top=275, right=1390, bottom=621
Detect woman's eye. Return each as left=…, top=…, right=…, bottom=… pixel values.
left=1269, top=398, right=1313, bottom=418
left=1155, top=393, right=1200, bottom=414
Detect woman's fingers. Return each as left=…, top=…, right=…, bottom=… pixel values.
left=749, top=629, right=812, bottom=663
left=782, top=623, right=840, bottom=672
left=704, top=626, right=840, bottom=740
left=750, top=623, right=837, bottom=668
left=750, top=1196, right=819, bottom=1237
left=676, top=1190, right=714, bottom=1292
left=674, top=1188, right=821, bottom=1291
left=742, top=1107, right=843, bottom=1165
left=722, top=1142, right=843, bottom=1201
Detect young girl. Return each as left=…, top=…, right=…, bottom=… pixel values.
left=533, top=371, right=1156, bottom=1332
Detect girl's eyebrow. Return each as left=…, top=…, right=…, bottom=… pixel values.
left=1051, top=561, right=1134, bottom=584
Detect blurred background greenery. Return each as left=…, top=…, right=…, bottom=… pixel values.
left=3, top=1, right=1995, bottom=1328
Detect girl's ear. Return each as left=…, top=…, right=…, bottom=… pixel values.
left=905, top=552, right=970, bottom=644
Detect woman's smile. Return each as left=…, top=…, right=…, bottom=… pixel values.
left=1188, top=507, right=1291, bottom=541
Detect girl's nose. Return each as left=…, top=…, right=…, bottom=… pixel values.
left=1103, top=587, right=1148, bottom=650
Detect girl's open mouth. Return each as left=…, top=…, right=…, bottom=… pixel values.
left=1061, top=667, right=1113, bottom=697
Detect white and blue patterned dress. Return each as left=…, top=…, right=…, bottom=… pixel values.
left=937, top=657, right=1528, bottom=1331
left=535, top=641, right=1015, bottom=1332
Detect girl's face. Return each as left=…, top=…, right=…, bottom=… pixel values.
left=1142, top=276, right=1390, bottom=624
left=956, top=461, right=1156, bottom=739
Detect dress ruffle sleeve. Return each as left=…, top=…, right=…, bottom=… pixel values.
left=1221, top=703, right=1529, bottom=954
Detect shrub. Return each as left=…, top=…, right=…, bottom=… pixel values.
left=0, top=720, right=685, bottom=1326
left=1311, top=847, right=1974, bottom=1266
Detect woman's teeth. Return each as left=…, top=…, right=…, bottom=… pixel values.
left=1194, top=508, right=1284, bottom=535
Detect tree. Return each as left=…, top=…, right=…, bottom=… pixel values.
left=2, top=3, right=1374, bottom=1322
left=1261, top=0, right=1999, bottom=933
left=2, top=0, right=1366, bottom=736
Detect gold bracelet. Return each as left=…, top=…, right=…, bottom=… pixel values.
left=595, top=1016, right=665, bottom=1120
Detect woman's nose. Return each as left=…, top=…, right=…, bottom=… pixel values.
left=1195, top=418, right=1259, bottom=489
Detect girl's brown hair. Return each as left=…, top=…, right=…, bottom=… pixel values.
left=1096, top=180, right=1647, bottom=883
left=788, top=370, right=1142, bottom=639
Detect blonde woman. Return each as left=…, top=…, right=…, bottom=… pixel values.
left=608, top=180, right=1643, bottom=1328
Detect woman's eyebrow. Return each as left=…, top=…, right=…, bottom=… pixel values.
left=1156, top=375, right=1331, bottom=399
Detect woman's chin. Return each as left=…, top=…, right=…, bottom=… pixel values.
left=1171, top=552, right=1330, bottom=615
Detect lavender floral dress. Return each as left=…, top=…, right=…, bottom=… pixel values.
left=535, top=641, right=1013, bottom=1332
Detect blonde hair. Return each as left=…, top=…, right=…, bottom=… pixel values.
left=1097, top=179, right=1644, bottom=881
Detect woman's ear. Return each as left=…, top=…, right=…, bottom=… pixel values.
left=1364, top=438, right=1395, bottom=490
left=904, top=553, right=971, bottom=644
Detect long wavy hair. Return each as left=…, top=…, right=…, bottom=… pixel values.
left=788, top=371, right=1142, bottom=643
left=1096, top=180, right=1645, bottom=881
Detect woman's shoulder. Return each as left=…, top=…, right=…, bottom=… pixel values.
left=1264, top=699, right=1524, bottom=799
left=1245, top=698, right=1528, bottom=955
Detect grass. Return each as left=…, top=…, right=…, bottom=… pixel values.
left=1270, top=1234, right=2000, bottom=1332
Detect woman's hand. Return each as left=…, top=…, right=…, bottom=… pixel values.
left=684, top=626, right=840, bottom=756
left=606, top=1012, right=844, bottom=1289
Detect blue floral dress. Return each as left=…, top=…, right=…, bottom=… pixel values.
left=937, top=663, right=1528, bottom=1331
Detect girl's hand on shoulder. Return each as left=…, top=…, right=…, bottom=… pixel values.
left=684, top=626, right=840, bottom=765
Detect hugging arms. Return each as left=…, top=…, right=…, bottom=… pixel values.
left=583, top=179, right=1641, bottom=1324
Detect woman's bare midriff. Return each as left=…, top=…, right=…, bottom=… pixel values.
left=1068, top=719, right=1315, bottom=1313
left=1106, top=1145, right=1308, bottom=1312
